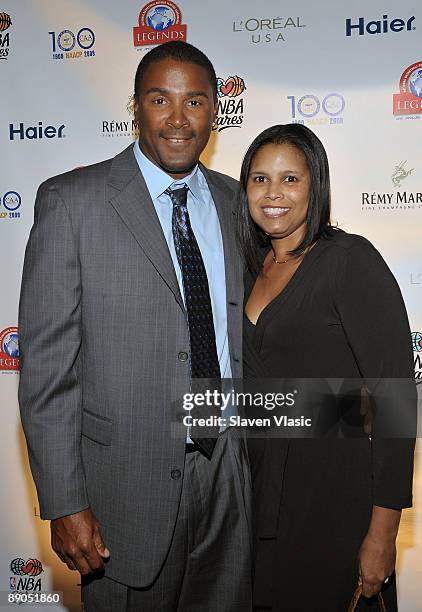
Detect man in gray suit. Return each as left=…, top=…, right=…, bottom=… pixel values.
left=19, top=42, right=251, bottom=611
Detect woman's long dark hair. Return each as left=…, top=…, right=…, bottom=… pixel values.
left=236, top=123, right=335, bottom=274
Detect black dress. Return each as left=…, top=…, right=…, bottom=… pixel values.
left=244, top=230, right=415, bottom=611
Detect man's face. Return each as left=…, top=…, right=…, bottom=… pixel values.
left=135, top=58, right=217, bottom=179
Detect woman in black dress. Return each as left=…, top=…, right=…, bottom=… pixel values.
left=236, top=124, right=416, bottom=611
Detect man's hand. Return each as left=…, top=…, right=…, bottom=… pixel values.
left=51, top=508, right=110, bottom=574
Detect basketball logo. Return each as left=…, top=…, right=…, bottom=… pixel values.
left=217, top=76, right=246, bottom=98
left=10, top=557, right=43, bottom=577
left=22, top=559, right=43, bottom=577
left=0, top=12, right=12, bottom=31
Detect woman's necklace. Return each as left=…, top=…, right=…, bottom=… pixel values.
left=272, top=254, right=291, bottom=264
left=271, top=245, right=310, bottom=265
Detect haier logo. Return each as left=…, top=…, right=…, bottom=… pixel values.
left=9, top=122, right=66, bottom=141
left=346, top=15, right=415, bottom=37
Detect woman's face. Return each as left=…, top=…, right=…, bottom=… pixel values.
left=246, top=142, right=311, bottom=241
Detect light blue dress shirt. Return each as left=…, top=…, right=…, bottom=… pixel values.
left=133, top=140, right=232, bottom=381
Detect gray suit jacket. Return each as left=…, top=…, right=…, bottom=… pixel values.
left=18, top=144, right=244, bottom=587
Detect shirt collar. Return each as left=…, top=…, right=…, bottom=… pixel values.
left=133, top=140, right=201, bottom=201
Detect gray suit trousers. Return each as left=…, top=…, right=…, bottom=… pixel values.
left=81, top=430, right=252, bottom=611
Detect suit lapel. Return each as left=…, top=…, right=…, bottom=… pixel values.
left=107, top=145, right=184, bottom=309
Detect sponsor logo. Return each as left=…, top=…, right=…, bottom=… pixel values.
left=213, top=76, right=246, bottom=132
left=49, top=27, right=96, bottom=60
left=0, top=190, right=21, bottom=220
left=412, top=332, right=422, bottom=352
left=361, top=163, right=421, bottom=212
left=412, top=332, right=422, bottom=382
left=345, top=14, right=415, bottom=37
left=0, top=11, right=11, bottom=30
left=393, top=61, right=422, bottom=118
left=392, top=161, right=414, bottom=188
left=0, top=11, right=11, bottom=60
left=10, top=559, right=43, bottom=577
left=0, top=327, right=19, bottom=372
left=102, top=96, right=139, bottom=138
left=133, top=2, right=186, bottom=48
left=9, top=122, right=65, bottom=141
left=287, top=93, right=345, bottom=126
left=9, top=558, right=43, bottom=592
left=233, top=16, right=305, bottom=44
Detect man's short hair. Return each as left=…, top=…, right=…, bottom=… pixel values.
left=134, top=41, right=217, bottom=101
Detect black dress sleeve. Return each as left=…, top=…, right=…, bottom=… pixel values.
left=334, top=236, right=416, bottom=509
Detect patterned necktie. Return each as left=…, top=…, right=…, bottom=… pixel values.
left=167, top=185, right=220, bottom=457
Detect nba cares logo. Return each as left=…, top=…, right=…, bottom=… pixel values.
left=214, top=75, right=247, bottom=132
left=9, top=558, right=44, bottom=594
left=133, top=1, right=187, bottom=47
left=0, top=11, right=12, bottom=60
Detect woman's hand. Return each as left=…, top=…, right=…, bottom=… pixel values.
left=358, top=505, right=401, bottom=598
left=358, top=531, right=395, bottom=597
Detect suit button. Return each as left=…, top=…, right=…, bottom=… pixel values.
left=171, top=469, right=182, bottom=480
left=178, top=351, right=189, bottom=362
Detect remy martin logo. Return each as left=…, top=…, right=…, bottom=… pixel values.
left=126, top=94, right=135, bottom=116
left=102, top=95, right=139, bottom=138
left=392, top=161, right=414, bottom=188
left=361, top=162, right=421, bottom=211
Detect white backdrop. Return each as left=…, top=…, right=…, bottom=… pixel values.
left=1, top=1, right=421, bottom=610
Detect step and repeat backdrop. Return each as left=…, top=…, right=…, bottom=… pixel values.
left=1, top=0, right=421, bottom=610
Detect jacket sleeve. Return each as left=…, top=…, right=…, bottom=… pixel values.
left=335, top=237, right=416, bottom=509
left=18, top=181, right=89, bottom=519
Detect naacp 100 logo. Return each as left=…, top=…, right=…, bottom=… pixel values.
left=49, top=27, right=96, bottom=60
left=0, top=191, right=21, bottom=220
left=287, top=93, right=345, bottom=126
left=345, top=14, right=416, bottom=36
